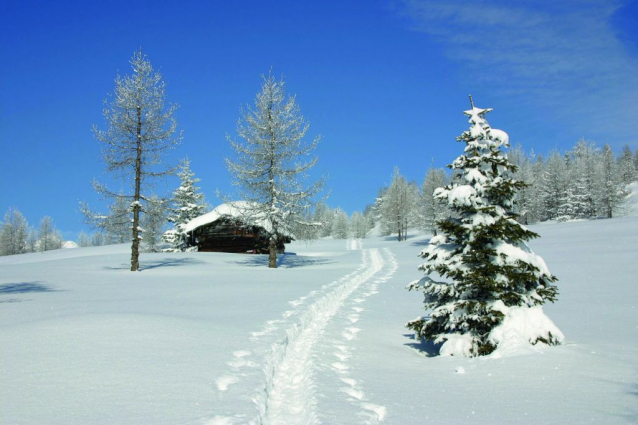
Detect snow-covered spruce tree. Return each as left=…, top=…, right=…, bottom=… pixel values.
left=226, top=73, right=323, bottom=268
left=407, top=97, right=562, bottom=357
left=86, top=50, right=181, bottom=271
left=162, top=158, right=207, bottom=251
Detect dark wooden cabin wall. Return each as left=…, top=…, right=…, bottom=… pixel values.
left=189, top=218, right=287, bottom=254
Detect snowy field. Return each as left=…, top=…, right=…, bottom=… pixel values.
left=1, top=190, right=637, bottom=424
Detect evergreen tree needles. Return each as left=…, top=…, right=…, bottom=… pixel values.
left=407, top=97, right=561, bottom=357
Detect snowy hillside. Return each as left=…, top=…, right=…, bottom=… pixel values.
left=1, top=194, right=637, bottom=424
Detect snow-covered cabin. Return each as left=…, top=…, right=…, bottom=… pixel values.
left=182, top=202, right=290, bottom=254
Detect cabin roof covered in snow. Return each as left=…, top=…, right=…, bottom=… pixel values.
left=184, top=201, right=271, bottom=233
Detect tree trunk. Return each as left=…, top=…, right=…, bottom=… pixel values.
left=268, top=235, right=277, bottom=268
left=404, top=217, right=409, bottom=241
left=266, top=102, right=278, bottom=269
left=131, top=105, right=142, bottom=271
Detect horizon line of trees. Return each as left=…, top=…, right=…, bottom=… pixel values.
left=0, top=209, right=65, bottom=256
left=371, top=139, right=637, bottom=242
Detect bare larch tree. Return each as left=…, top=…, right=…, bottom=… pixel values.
left=89, top=50, right=181, bottom=271
left=226, top=73, right=323, bottom=268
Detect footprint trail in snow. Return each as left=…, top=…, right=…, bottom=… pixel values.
left=322, top=247, right=398, bottom=424
left=210, top=246, right=397, bottom=424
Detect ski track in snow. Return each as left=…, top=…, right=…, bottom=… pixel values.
left=210, top=244, right=396, bottom=424
left=325, top=247, right=397, bottom=424
left=346, top=239, right=363, bottom=251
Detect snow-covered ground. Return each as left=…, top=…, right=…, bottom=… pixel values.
left=1, top=190, right=637, bottom=424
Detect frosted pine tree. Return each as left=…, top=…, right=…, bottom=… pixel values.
left=163, top=158, right=207, bottom=251
left=407, top=97, right=562, bottom=357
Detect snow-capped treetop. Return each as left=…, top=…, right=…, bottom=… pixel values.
left=460, top=102, right=509, bottom=153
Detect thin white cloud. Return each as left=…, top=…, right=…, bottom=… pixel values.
left=403, top=0, right=638, bottom=146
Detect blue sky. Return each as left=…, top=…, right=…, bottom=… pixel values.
left=1, top=0, right=637, bottom=240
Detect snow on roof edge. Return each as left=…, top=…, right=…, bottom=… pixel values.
left=183, top=201, right=271, bottom=233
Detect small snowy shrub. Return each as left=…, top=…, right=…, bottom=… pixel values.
left=407, top=97, right=562, bottom=357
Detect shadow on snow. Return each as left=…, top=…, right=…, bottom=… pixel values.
left=381, top=234, right=431, bottom=246
left=0, top=282, right=62, bottom=302
left=104, top=257, right=204, bottom=271
left=403, top=333, right=441, bottom=357
left=226, top=252, right=336, bottom=269
left=410, top=237, right=432, bottom=247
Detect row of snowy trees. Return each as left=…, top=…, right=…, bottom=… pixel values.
left=0, top=208, right=64, bottom=256
left=374, top=166, right=450, bottom=241
left=374, top=141, right=637, bottom=241
left=508, top=141, right=636, bottom=222
left=291, top=203, right=376, bottom=241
